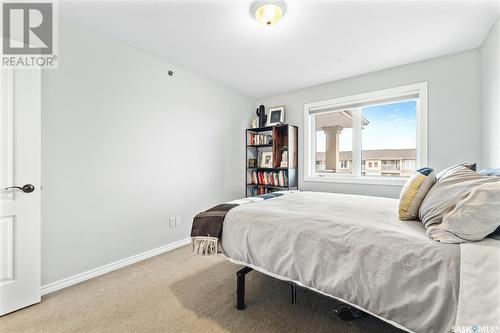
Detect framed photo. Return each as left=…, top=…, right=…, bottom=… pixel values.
left=266, top=106, right=285, bottom=126
left=248, top=158, right=257, bottom=168
left=260, top=152, right=273, bottom=168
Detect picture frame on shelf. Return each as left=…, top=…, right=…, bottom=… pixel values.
left=260, top=152, right=273, bottom=168
left=266, top=106, right=285, bottom=126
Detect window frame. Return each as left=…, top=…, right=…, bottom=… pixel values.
left=304, top=82, right=428, bottom=186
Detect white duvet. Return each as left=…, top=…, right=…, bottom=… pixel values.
left=220, top=191, right=500, bottom=333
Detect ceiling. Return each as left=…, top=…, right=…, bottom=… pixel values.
left=60, top=1, right=500, bottom=98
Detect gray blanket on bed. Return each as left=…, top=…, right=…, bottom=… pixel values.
left=221, top=191, right=460, bottom=333
left=191, top=192, right=286, bottom=240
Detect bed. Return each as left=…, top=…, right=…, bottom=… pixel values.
left=195, top=191, right=500, bottom=333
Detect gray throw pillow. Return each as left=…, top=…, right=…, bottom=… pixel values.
left=427, top=182, right=500, bottom=243
left=418, top=165, right=500, bottom=240
left=436, top=163, right=476, bottom=179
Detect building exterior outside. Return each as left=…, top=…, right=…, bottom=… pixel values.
left=316, top=149, right=416, bottom=176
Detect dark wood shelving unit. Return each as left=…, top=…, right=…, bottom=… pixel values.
left=247, top=144, right=273, bottom=148
left=246, top=124, right=298, bottom=197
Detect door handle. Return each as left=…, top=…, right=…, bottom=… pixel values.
left=4, top=184, right=35, bottom=193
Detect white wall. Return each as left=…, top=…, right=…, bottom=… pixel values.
left=41, top=21, right=252, bottom=285
left=480, top=17, right=500, bottom=169
left=256, top=50, right=481, bottom=198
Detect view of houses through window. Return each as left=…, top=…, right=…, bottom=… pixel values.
left=315, top=100, right=417, bottom=177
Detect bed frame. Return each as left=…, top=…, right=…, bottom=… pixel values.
left=236, top=267, right=297, bottom=310
left=236, top=266, right=364, bottom=321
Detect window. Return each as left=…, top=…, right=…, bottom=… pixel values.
left=362, top=100, right=416, bottom=177
left=304, top=83, right=427, bottom=185
left=315, top=111, right=352, bottom=174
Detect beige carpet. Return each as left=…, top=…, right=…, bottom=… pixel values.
left=1, top=245, right=403, bottom=333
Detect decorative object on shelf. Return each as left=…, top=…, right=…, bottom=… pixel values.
left=256, top=105, right=267, bottom=128
left=280, top=150, right=288, bottom=168
left=251, top=118, right=259, bottom=128
left=266, top=106, right=285, bottom=126
left=260, top=152, right=273, bottom=168
left=248, top=158, right=257, bottom=168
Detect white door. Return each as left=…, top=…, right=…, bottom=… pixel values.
left=0, top=68, right=41, bottom=315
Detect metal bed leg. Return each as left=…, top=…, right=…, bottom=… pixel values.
left=236, top=266, right=253, bottom=310
left=291, top=283, right=297, bottom=305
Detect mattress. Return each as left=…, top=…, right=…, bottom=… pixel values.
left=221, top=191, right=460, bottom=333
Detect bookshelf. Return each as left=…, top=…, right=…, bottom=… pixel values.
left=246, top=124, right=298, bottom=197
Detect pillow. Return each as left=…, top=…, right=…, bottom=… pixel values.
left=479, top=168, right=500, bottom=177
left=399, top=167, right=436, bottom=220
left=436, top=163, right=476, bottom=179
left=479, top=168, right=500, bottom=238
left=490, top=226, right=500, bottom=240
left=419, top=165, right=500, bottom=240
left=426, top=182, right=500, bottom=243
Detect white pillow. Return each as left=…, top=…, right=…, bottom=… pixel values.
left=426, top=181, right=500, bottom=243
left=436, top=163, right=476, bottom=179
left=419, top=166, right=499, bottom=232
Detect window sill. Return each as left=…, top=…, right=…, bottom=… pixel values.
left=304, top=175, right=408, bottom=186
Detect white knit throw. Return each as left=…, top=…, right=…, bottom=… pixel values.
left=192, top=236, right=218, bottom=255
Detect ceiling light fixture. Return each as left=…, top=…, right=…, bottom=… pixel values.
left=251, top=0, right=287, bottom=26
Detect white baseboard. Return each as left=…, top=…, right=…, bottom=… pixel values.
left=41, top=238, right=192, bottom=296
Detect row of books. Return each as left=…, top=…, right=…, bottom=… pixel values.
left=248, top=187, right=280, bottom=196
left=249, top=170, right=288, bottom=187
left=247, top=133, right=272, bottom=146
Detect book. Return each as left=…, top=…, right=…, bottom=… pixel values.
left=249, top=170, right=288, bottom=187
left=247, top=132, right=272, bottom=146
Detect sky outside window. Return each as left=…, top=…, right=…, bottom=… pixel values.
left=316, top=100, right=416, bottom=152
left=362, top=100, right=416, bottom=151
